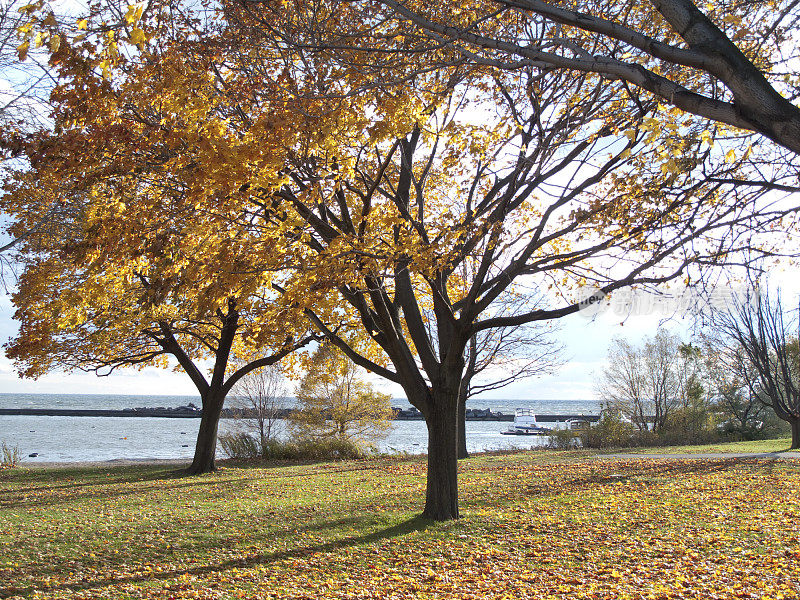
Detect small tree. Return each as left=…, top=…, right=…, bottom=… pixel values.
left=702, top=337, right=775, bottom=439
left=292, top=343, right=394, bottom=447
left=599, top=330, right=708, bottom=433
left=712, top=288, right=800, bottom=448
left=230, top=363, right=287, bottom=451
left=581, top=409, right=636, bottom=449
left=676, top=343, right=704, bottom=409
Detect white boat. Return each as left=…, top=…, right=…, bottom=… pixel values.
left=501, top=408, right=551, bottom=435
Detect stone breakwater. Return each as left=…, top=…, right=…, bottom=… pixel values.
left=0, top=406, right=205, bottom=418
left=0, top=406, right=600, bottom=423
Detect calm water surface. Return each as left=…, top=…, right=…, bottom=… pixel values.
left=0, top=394, right=600, bottom=463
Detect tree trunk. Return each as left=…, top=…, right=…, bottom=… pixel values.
left=187, top=390, right=225, bottom=475
left=791, top=419, right=799, bottom=450
left=457, top=391, right=468, bottom=460
left=423, top=400, right=460, bottom=520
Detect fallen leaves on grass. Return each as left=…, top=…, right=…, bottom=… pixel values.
left=0, top=456, right=798, bottom=599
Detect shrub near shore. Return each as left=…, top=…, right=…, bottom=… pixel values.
left=0, top=442, right=20, bottom=469
left=1, top=451, right=798, bottom=599
left=220, top=433, right=369, bottom=460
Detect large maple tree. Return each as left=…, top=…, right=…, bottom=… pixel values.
left=3, top=4, right=319, bottom=473
left=223, top=0, right=796, bottom=518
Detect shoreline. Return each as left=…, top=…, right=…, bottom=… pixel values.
left=0, top=407, right=600, bottom=422
left=15, top=448, right=800, bottom=469
left=16, top=457, right=193, bottom=469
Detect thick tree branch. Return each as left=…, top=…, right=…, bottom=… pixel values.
left=221, top=334, right=319, bottom=395
left=154, top=322, right=210, bottom=395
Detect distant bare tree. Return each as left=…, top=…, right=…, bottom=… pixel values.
left=702, top=337, right=774, bottom=438
left=642, top=330, right=682, bottom=430
left=230, top=363, right=287, bottom=450
left=598, top=337, right=650, bottom=431
left=712, top=288, right=800, bottom=448
left=599, top=329, right=687, bottom=432
left=457, top=318, right=563, bottom=458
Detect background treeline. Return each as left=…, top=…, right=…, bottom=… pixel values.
left=219, top=343, right=393, bottom=461
left=587, top=291, right=798, bottom=448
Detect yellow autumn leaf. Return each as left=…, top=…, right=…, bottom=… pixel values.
left=16, top=40, right=30, bottom=61
left=129, top=27, right=146, bottom=45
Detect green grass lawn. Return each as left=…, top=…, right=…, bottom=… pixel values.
left=597, top=436, right=798, bottom=455
left=1, top=451, right=799, bottom=599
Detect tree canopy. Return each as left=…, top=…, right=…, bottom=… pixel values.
left=330, top=0, right=800, bottom=156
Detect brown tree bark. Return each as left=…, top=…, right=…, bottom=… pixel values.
left=423, top=399, right=460, bottom=520
left=186, top=389, right=225, bottom=474
left=457, top=391, right=468, bottom=460
left=791, top=420, right=799, bottom=450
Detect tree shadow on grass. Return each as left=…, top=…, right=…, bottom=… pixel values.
left=0, top=515, right=436, bottom=599
left=0, top=454, right=424, bottom=498
left=218, top=452, right=427, bottom=474
left=2, top=510, right=401, bottom=583
left=459, top=456, right=757, bottom=513
left=1, top=456, right=784, bottom=599
left=0, top=463, right=186, bottom=487
left=747, top=449, right=799, bottom=457
left=0, top=455, right=428, bottom=513
left=0, top=470, right=248, bottom=510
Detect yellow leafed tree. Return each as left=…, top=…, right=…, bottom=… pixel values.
left=292, top=342, right=394, bottom=447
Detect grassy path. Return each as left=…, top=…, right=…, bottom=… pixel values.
left=1, top=451, right=799, bottom=599
left=595, top=437, right=799, bottom=456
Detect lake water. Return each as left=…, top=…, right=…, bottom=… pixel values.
left=0, top=394, right=601, bottom=463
